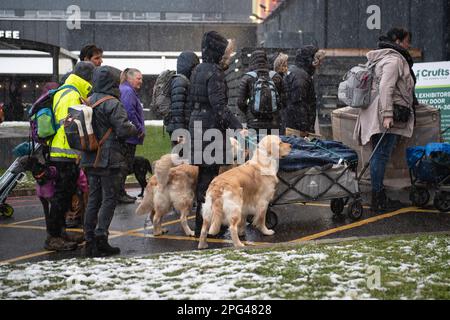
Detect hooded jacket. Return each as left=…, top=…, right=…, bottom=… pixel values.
left=120, top=81, right=145, bottom=145
left=353, top=48, right=415, bottom=145
left=188, top=31, right=243, bottom=165
left=284, top=46, right=318, bottom=133
left=237, top=50, right=285, bottom=130
left=50, top=73, right=92, bottom=162
left=165, top=51, right=199, bottom=135
left=80, top=66, right=138, bottom=174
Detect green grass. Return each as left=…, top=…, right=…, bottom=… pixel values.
left=135, top=125, right=172, bottom=164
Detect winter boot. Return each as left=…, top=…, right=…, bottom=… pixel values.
left=371, top=189, right=403, bottom=213
left=95, top=235, right=120, bottom=256
left=62, top=231, right=85, bottom=244
left=117, top=194, right=135, bottom=204
left=84, top=240, right=96, bottom=258
left=44, top=236, right=77, bottom=251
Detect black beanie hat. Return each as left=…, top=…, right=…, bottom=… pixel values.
left=201, top=31, right=228, bottom=64
left=73, top=61, right=95, bottom=82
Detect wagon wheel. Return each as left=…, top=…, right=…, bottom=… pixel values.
left=434, top=191, right=450, bottom=212
left=330, top=198, right=345, bottom=215
left=409, top=187, right=430, bottom=207
left=246, top=209, right=278, bottom=229
left=347, top=200, right=363, bottom=221
left=0, top=203, right=14, bottom=218
left=265, top=209, right=278, bottom=230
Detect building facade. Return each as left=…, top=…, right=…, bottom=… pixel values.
left=0, top=0, right=258, bottom=118
left=259, top=0, right=450, bottom=62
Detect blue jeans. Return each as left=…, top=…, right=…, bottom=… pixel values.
left=370, top=133, right=399, bottom=192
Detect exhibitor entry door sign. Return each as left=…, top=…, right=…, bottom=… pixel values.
left=413, top=61, right=450, bottom=142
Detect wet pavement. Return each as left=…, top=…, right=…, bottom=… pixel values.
left=1, top=187, right=449, bottom=265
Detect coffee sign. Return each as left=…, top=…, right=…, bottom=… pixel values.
left=0, top=30, right=20, bottom=39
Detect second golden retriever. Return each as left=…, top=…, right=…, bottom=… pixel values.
left=136, top=154, right=198, bottom=236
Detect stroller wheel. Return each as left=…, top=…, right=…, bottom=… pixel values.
left=434, top=192, right=450, bottom=212
left=265, top=209, right=278, bottom=230
left=0, top=203, right=14, bottom=217
left=410, top=187, right=430, bottom=207
left=347, top=200, right=363, bottom=221
left=331, top=198, right=345, bottom=215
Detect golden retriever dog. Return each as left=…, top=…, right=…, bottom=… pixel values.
left=136, top=154, right=198, bottom=236
left=198, top=135, right=292, bottom=249
left=136, top=137, right=243, bottom=237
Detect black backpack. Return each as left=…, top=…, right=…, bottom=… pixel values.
left=246, top=71, right=280, bottom=116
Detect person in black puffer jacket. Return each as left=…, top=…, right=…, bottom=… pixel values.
left=284, top=45, right=325, bottom=137
left=188, top=31, right=244, bottom=236
left=237, top=50, right=285, bottom=134
left=80, top=66, right=138, bottom=257
left=166, top=51, right=199, bottom=145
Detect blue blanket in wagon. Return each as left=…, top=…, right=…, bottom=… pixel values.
left=278, top=136, right=358, bottom=172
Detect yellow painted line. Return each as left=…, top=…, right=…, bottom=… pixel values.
left=0, top=216, right=197, bottom=264
left=411, top=208, right=442, bottom=214
left=291, top=207, right=417, bottom=243
left=123, top=215, right=196, bottom=235
left=129, top=232, right=270, bottom=246
left=277, top=201, right=371, bottom=210
left=0, top=224, right=47, bottom=231
left=0, top=250, right=56, bottom=265
left=8, top=217, right=45, bottom=225
left=0, top=223, right=124, bottom=236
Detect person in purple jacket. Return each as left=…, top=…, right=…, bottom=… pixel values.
left=118, top=68, right=145, bottom=204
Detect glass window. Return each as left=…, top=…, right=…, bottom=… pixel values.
left=146, top=12, right=160, bottom=20
left=80, top=11, right=90, bottom=19
left=204, top=13, right=222, bottom=21
left=95, top=11, right=110, bottom=19
left=192, top=13, right=203, bottom=21
left=166, top=13, right=193, bottom=21
left=133, top=12, right=146, bottom=20
left=24, top=10, right=37, bottom=18
left=0, top=10, right=15, bottom=17
left=51, top=10, right=65, bottom=18
left=110, top=12, right=123, bottom=20
left=36, top=10, right=51, bottom=18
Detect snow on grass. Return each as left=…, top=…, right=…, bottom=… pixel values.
left=0, top=234, right=449, bottom=300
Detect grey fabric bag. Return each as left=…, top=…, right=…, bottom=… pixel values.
left=275, top=164, right=359, bottom=202
left=338, top=62, right=377, bottom=109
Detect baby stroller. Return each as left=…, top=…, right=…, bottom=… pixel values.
left=0, top=143, right=43, bottom=217
left=407, top=142, right=450, bottom=212
left=0, top=159, right=27, bottom=217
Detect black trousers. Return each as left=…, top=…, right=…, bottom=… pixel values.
left=119, top=143, right=136, bottom=196
left=84, top=171, right=121, bottom=241
left=195, top=164, right=220, bottom=233
left=47, top=161, right=79, bottom=237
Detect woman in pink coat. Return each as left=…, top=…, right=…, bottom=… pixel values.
left=354, top=28, right=416, bottom=213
